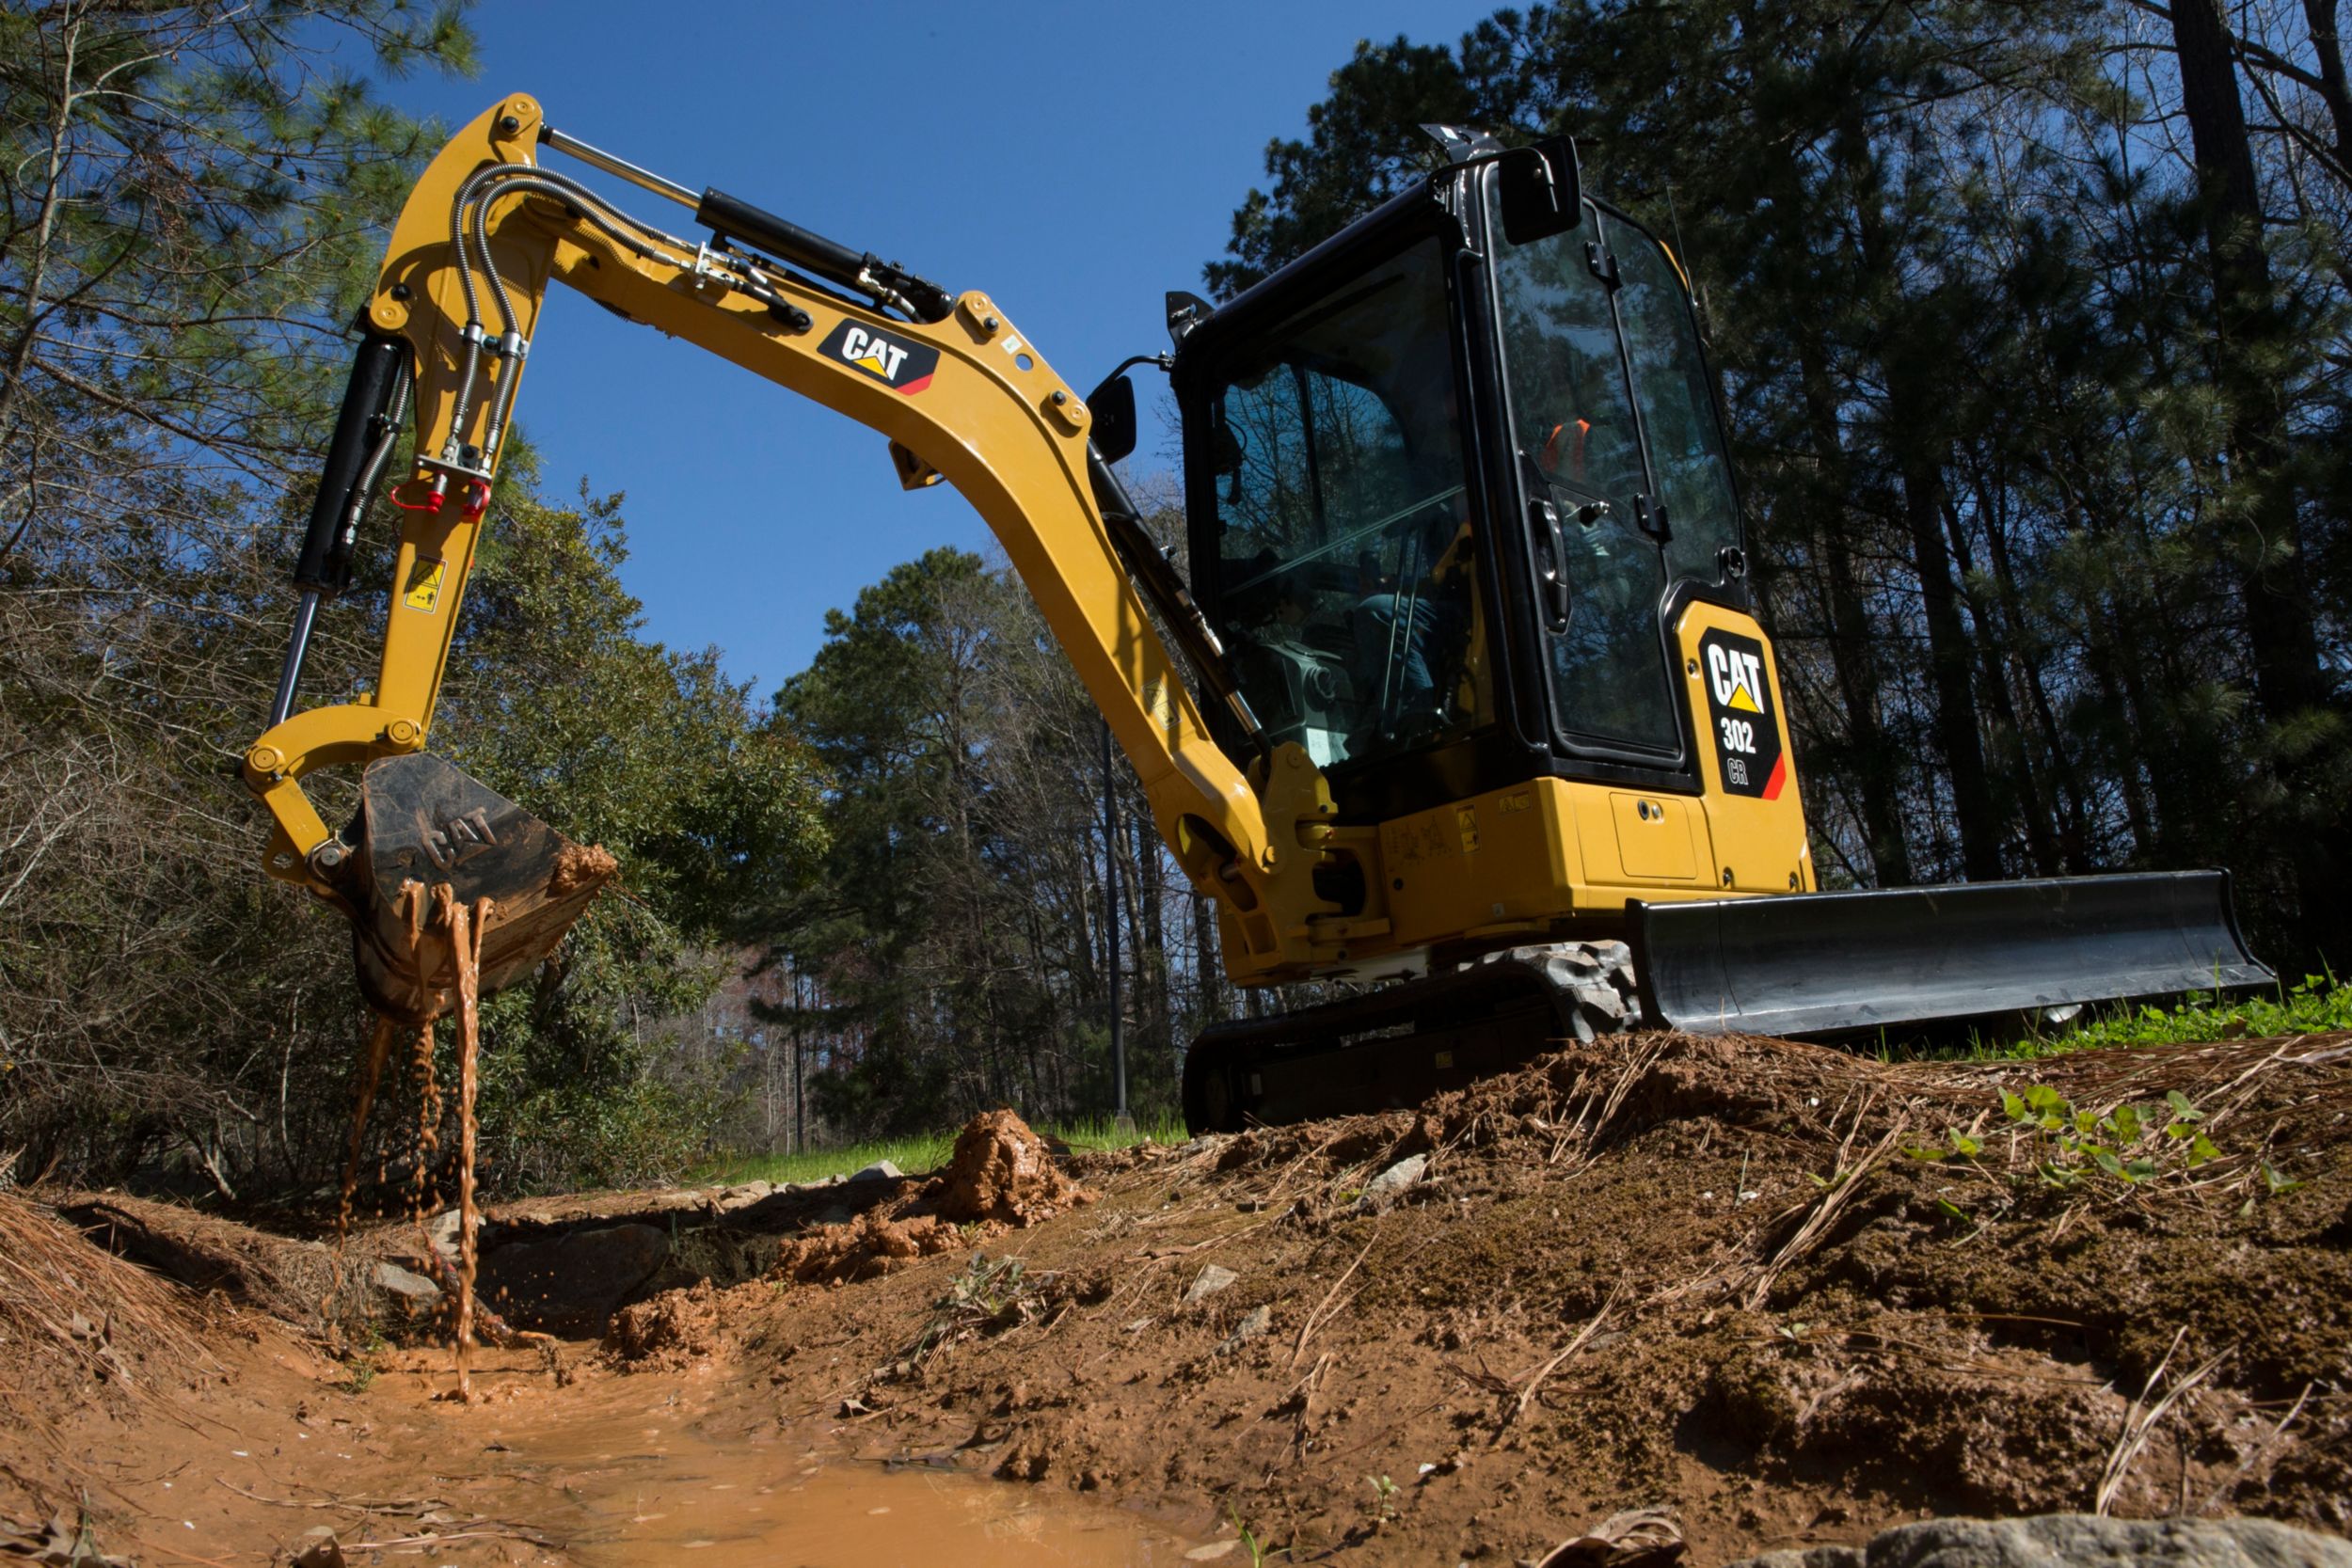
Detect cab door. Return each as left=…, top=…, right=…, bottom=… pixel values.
left=1486, top=197, right=1687, bottom=766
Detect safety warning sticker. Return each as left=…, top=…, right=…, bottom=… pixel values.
left=1696, top=628, right=1786, bottom=800
left=402, top=556, right=446, bottom=613
left=818, top=321, right=940, bottom=395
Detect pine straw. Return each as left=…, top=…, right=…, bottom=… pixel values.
left=0, top=1190, right=218, bottom=1395
left=56, top=1192, right=380, bottom=1337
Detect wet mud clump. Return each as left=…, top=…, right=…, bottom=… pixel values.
left=937, top=1108, right=1095, bottom=1226
left=603, top=1281, right=722, bottom=1370
left=548, top=841, right=618, bottom=895
left=772, top=1109, right=1093, bottom=1285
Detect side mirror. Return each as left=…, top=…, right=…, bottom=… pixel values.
left=1088, top=371, right=1139, bottom=464
left=1497, top=136, right=1581, bottom=245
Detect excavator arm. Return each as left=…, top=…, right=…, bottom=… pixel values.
left=243, top=94, right=1344, bottom=1022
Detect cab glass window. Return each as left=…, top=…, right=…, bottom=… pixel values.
left=1206, top=241, right=1485, bottom=769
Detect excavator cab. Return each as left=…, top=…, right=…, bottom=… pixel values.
left=1173, top=138, right=1742, bottom=827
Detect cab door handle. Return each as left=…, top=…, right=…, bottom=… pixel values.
left=1529, top=496, right=1570, bottom=632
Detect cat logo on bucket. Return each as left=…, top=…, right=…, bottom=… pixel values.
left=819, top=321, right=939, bottom=394
left=1696, top=628, right=1786, bottom=800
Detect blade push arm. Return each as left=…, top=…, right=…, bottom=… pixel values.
left=242, top=94, right=1346, bottom=977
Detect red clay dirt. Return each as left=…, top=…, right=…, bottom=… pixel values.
left=4, top=1036, right=2349, bottom=1564
left=774, top=1107, right=1096, bottom=1284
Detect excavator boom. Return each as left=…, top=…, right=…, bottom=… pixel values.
left=245, top=96, right=1346, bottom=1019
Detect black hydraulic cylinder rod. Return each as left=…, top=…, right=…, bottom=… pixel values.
left=294, top=334, right=409, bottom=596
left=695, top=186, right=954, bottom=322
left=697, top=188, right=866, bottom=290
left=1087, top=446, right=1271, bottom=768
left=274, top=334, right=407, bottom=726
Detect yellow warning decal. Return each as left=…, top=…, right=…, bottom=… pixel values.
left=1145, top=677, right=1180, bottom=741
left=403, top=557, right=446, bottom=612
left=1726, top=681, right=1762, bottom=714
left=1455, top=804, right=1480, bottom=852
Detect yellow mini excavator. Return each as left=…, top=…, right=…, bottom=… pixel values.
left=243, top=99, right=2269, bottom=1132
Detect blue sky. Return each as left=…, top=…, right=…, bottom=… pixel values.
left=379, top=1, right=1503, bottom=698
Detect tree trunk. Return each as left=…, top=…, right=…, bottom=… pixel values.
left=2304, top=0, right=2352, bottom=166
left=1898, top=451, right=2006, bottom=881
left=1975, top=492, right=2091, bottom=872
left=2170, top=0, right=2344, bottom=967
left=1945, top=493, right=2060, bottom=876
left=2170, top=0, right=2325, bottom=726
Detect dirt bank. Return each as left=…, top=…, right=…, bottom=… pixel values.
left=4, top=1031, right=2347, bottom=1563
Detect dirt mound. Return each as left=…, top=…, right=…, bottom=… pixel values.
left=6, top=1032, right=2347, bottom=1566
left=0, top=1192, right=221, bottom=1409
left=772, top=1110, right=1094, bottom=1285
left=602, top=1280, right=723, bottom=1370
left=936, top=1108, right=1096, bottom=1226
left=718, top=1030, right=2352, bottom=1562
left=0, top=1190, right=374, bottom=1558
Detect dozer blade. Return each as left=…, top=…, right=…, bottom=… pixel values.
left=343, top=753, right=617, bottom=1025
left=1630, top=870, right=2272, bottom=1039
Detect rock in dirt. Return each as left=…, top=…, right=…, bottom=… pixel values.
left=935, top=1109, right=1094, bottom=1226
left=292, top=1526, right=347, bottom=1567
left=369, top=1261, right=439, bottom=1307
left=849, top=1161, right=904, bottom=1183
left=1722, top=1515, right=2352, bottom=1568
left=714, top=1180, right=776, bottom=1212
left=1217, top=1303, right=1273, bottom=1354
left=477, top=1221, right=667, bottom=1335
left=1184, top=1263, right=1239, bottom=1306
left=1357, top=1152, right=1428, bottom=1212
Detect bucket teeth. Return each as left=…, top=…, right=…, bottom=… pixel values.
left=342, top=753, right=616, bottom=1024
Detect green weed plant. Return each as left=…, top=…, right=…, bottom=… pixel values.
left=904, top=1252, right=1041, bottom=1366
left=1899, top=1085, right=2222, bottom=1189
left=2042, top=972, right=2348, bottom=1053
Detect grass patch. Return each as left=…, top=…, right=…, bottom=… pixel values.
left=1051, top=1110, right=1190, bottom=1153
left=1888, top=972, right=2348, bottom=1064
left=694, top=1111, right=1185, bottom=1188
left=695, top=1133, right=955, bottom=1188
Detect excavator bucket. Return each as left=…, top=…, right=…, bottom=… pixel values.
left=342, top=754, right=617, bottom=1025
left=1630, top=870, right=2272, bottom=1039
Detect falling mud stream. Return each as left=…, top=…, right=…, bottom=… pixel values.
left=339, top=879, right=516, bottom=1399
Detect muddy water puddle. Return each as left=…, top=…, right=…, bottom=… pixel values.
left=367, top=1352, right=1203, bottom=1565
